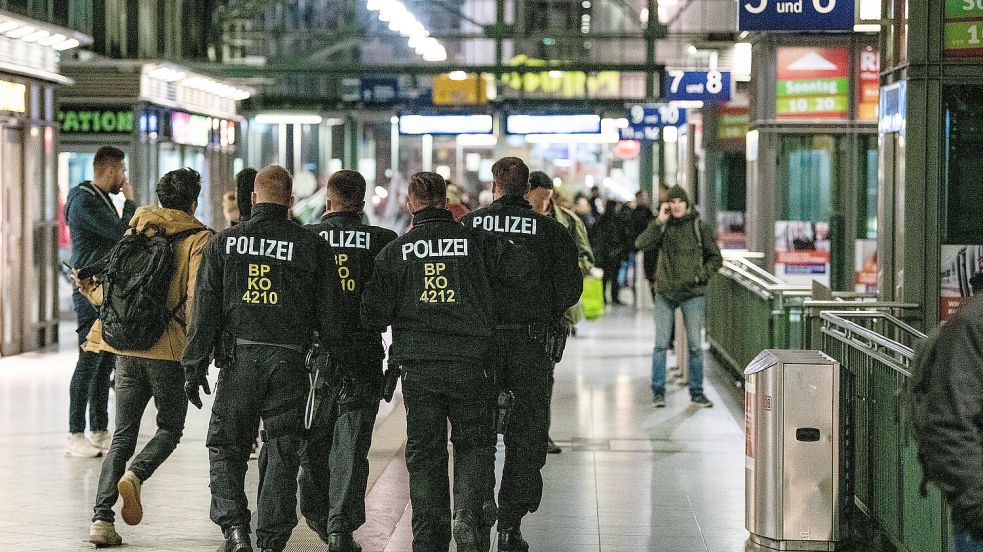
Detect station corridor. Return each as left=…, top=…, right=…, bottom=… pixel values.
left=0, top=308, right=749, bottom=552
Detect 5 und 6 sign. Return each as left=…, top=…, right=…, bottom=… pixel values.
left=739, top=0, right=855, bottom=31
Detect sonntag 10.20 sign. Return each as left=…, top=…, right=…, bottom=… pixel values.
left=664, top=70, right=732, bottom=102
left=945, top=0, right=983, bottom=58
left=739, top=0, right=855, bottom=31
left=776, top=47, right=849, bottom=120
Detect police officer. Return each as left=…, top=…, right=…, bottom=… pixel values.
left=183, top=165, right=345, bottom=552
left=461, top=157, right=582, bottom=551
left=299, top=170, right=397, bottom=552
left=361, top=171, right=532, bottom=552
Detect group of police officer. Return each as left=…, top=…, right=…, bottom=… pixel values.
left=181, top=157, right=582, bottom=552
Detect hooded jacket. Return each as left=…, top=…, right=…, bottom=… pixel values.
left=79, top=206, right=212, bottom=362
left=634, top=187, right=722, bottom=303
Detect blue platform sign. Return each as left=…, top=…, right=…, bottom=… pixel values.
left=341, top=78, right=400, bottom=103
left=620, top=105, right=686, bottom=141
left=664, top=70, right=732, bottom=102
left=879, top=81, right=907, bottom=134
left=738, top=0, right=855, bottom=31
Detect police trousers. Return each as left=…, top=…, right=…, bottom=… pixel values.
left=206, top=345, right=305, bottom=551
left=494, top=331, right=553, bottom=528
left=299, top=356, right=383, bottom=535
left=402, top=361, right=495, bottom=552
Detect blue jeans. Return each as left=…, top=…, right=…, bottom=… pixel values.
left=957, top=531, right=983, bottom=552
left=651, top=294, right=705, bottom=398
left=69, top=289, right=114, bottom=434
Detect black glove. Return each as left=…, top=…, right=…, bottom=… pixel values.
left=184, top=369, right=211, bottom=409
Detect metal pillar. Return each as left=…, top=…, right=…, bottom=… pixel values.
left=639, top=141, right=654, bottom=198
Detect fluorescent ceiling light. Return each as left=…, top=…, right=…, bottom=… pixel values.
left=506, top=114, right=601, bottom=135
left=255, top=114, right=324, bottom=125
left=399, top=115, right=494, bottom=135
left=854, top=23, right=880, bottom=32
left=21, top=29, right=50, bottom=42
left=0, top=21, right=18, bottom=33
left=7, top=25, right=36, bottom=39
left=39, top=33, right=65, bottom=46
left=53, top=38, right=80, bottom=51
left=448, top=71, right=468, bottom=81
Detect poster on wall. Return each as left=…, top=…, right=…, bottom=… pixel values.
left=717, top=211, right=747, bottom=250
left=776, top=47, right=849, bottom=120
left=717, top=105, right=749, bottom=143
left=774, top=220, right=831, bottom=286
left=854, top=239, right=878, bottom=293
left=940, top=244, right=983, bottom=320
left=857, top=46, right=880, bottom=121
left=944, top=0, right=983, bottom=58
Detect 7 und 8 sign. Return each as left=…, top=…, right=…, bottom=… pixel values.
left=664, top=70, right=731, bottom=102
left=739, top=0, right=855, bottom=31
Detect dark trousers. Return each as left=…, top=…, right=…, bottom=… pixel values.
left=69, top=289, right=114, bottom=434
left=403, top=361, right=495, bottom=552
left=601, top=262, right=621, bottom=304
left=207, top=345, right=306, bottom=551
left=495, top=332, right=552, bottom=529
left=92, top=356, right=188, bottom=522
left=299, top=365, right=382, bottom=535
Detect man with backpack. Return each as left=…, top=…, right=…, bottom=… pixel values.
left=75, top=168, right=212, bottom=547
left=65, top=146, right=136, bottom=458
left=634, top=185, right=722, bottom=409
left=918, top=290, right=983, bottom=552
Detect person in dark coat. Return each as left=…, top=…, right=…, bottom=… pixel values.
left=590, top=200, right=629, bottom=304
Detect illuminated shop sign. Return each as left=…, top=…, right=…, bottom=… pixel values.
left=398, top=114, right=494, bottom=135
left=505, top=114, right=601, bottom=135
left=170, top=112, right=211, bottom=146
left=0, top=80, right=26, bottom=113
left=499, top=55, right=623, bottom=99
left=59, top=106, right=134, bottom=133
left=775, top=47, right=849, bottom=120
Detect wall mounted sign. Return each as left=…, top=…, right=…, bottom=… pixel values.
left=398, top=114, right=494, bottom=135
left=940, top=244, right=983, bottom=320
left=776, top=47, right=849, bottom=119
left=857, top=46, right=880, bottom=121
left=59, top=106, right=134, bottom=133
left=664, top=70, right=732, bottom=102
left=0, top=80, right=26, bottom=113
left=879, top=81, right=907, bottom=133
left=739, top=0, right=855, bottom=31
left=505, top=114, right=601, bottom=135
left=341, top=77, right=400, bottom=103
left=717, top=105, right=750, bottom=142
left=619, top=105, right=686, bottom=141
left=171, top=112, right=211, bottom=146
left=945, top=0, right=983, bottom=58
left=433, top=74, right=489, bottom=106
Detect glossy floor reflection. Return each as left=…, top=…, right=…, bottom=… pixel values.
left=0, top=307, right=754, bottom=551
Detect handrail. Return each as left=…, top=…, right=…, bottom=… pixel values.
left=818, top=310, right=926, bottom=377
left=803, top=300, right=921, bottom=310
left=719, top=255, right=811, bottom=299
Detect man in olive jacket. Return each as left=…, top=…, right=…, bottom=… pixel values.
left=635, top=185, right=722, bottom=408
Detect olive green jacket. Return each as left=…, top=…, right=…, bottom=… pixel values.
left=634, top=211, right=722, bottom=303
left=549, top=201, right=594, bottom=325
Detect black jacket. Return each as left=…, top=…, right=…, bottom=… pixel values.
left=921, top=294, right=983, bottom=535
left=590, top=210, right=630, bottom=268
left=461, top=195, right=582, bottom=324
left=65, top=181, right=137, bottom=269
left=360, top=207, right=532, bottom=363
left=305, top=211, right=398, bottom=343
left=183, top=203, right=345, bottom=376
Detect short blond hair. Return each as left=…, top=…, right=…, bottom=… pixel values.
left=254, top=165, right=292, bottom=204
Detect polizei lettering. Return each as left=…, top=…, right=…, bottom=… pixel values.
left=225, top=236, right=295, bottom=261
left=401, top=238, right=469, bottom=260
left=471, top=215, right=538, bottom=235
left=319, top=229, right=370, bottom=250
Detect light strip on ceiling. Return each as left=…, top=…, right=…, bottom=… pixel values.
left=366, top=0, right=446, bottom=62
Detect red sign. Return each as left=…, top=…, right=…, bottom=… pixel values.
left=776, top=47, right=850, bottom=120
left=858, top=46, right=880, bottom=121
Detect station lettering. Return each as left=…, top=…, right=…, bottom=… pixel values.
left=401, top=238, right=469, bottom=260
left=471, top=215, right=538, bottom=235
left=59, top=109, right=134, bottom=134
left=225, top=236, right=295, bottom=261
left=319, top=229, right=370, bottom=250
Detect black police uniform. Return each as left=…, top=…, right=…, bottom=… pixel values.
left=461, top=195, right=582, bottom=536
left=361, top=207, right=532, bottom=552
left=183, top=203, right=345, bottom=552
left=299, top=211, right=397, bottom=544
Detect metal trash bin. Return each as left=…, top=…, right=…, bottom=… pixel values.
left=745, top=350, right=841, bottom=551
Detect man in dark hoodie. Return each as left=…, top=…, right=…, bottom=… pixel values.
left=635, top=185, right=722, bottom=408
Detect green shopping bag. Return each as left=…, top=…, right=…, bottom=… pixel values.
left=581, top=277, right=604, bottom=321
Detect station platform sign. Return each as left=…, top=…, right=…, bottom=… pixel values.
left=739, top=0, right=855, bottom=32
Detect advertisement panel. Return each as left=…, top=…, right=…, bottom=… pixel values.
left=718, top=105, right=749, bottom=142
left=857, top=46, right=880, bottom=121
left=940, top=244, right=983, bottom=320
left=945, top=0, right=983, bottom=58
left=774, top=220, right=831, bottom=286
left=776, top=47, right=850, bottom=120
left=717, top=211, right=748, bottom=250
left=854, top=239, right=878, bottom=293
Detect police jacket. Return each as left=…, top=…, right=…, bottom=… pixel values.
left=461, top=195, right=582, bottom=324
left=360, top=207, right=532, bottom=363
left=65, top=181, right=137, bottom=269
left=305, top=210, right=397, bottom=350
left=183, top=203, right=345, bottom=376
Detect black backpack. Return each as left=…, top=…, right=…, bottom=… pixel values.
left=98, top=225, right=210, bottom=350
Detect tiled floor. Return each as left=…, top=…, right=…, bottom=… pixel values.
left=0, top=307, right=758, bottom=551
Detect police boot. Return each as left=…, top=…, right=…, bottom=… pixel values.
left=497, top=527, right=529, bottom=552
left=452, top=509, right=482, bottom=552
left=327, top=532, right=362, bottom=552
left=223, top=525, right=253, bottom=552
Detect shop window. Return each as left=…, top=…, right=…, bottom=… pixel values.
left=859, top=135, right=878, bottom=239
left=715, top=151, right=746, bottom=212
left=944, top=86, right=983, bottom=245
left=778, top=135, right=840, bottom=222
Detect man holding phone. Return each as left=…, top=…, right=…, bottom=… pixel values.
left=634, top=185, right=722, bottom=408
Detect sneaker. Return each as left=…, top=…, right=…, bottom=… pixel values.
left=652, top=393, right=666, bottom=408
left=90, top=430, right=112, bottom=452
left=65, top=433, right=102, bottom=458
left=691, top=395, right=714, bottom=408
left=89, top=520, right=122, bottom=547
left=117, top=471, right=143, bottom=525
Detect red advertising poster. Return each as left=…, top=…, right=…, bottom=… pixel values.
left=858, top=46, right=880, bottom=121
left=940, top=244, right=983, bottom=320
left=774, top=220, right=832, bottom=286
left=776, top=47, right=850, bottom=120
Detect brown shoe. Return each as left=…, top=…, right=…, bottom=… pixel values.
left=117, top=471, right=143, bottom=525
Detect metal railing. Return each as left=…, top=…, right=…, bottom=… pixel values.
left=818, top=311, right=951, bottom=552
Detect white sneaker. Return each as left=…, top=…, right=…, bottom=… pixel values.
left=89, top=520, right=122, bottom=547
left=90, top=430, right=112, bottom=452
left=65, top=433, right=102, bottom=458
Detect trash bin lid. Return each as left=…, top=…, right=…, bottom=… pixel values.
left=744, top=349, right=835, bottom=375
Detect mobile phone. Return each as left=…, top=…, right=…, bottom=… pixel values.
left=61, top=261, right=72, bottom=272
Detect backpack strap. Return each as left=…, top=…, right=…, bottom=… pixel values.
left=165, top=227, right=212, bottom=242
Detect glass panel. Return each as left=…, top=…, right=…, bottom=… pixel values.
left=778, top=135, right=839, bottom=222
left=715, top=151, right=747, bottom=212
left=859, top=135, right=879, bottom=239
left=944, top=86, right=983, bottom=244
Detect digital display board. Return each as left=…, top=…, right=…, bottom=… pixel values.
left=505, top=114, right=601, bottom=135
left=398, top=114, right=494, bottom=135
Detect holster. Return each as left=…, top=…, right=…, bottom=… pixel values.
left=380, top=344, right=401, bottom=403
